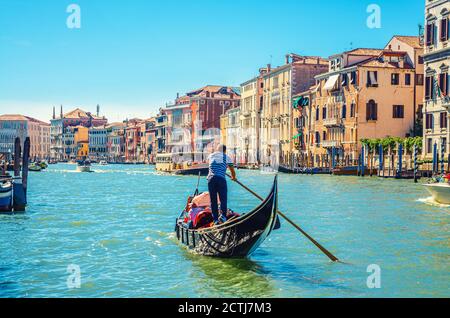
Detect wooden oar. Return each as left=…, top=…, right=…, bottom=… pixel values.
left=227, top=174, right=339, bottom=262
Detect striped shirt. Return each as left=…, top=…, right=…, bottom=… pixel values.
left=207, top=152, right=233, bottom=181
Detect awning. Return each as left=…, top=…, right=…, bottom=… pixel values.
left=323, top=74, right=339, bottom=91
left=293, top=96, right=309, bottom=109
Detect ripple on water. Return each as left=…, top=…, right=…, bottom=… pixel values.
left=0, top=164, right=448, bottom=297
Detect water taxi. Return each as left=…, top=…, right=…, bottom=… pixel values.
left=155, top=153, right=209, bottom=176
left=77, top=160, right=92, bottom=173
left=28, top=163, right=42, bottom=172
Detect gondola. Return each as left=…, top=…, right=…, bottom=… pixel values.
left=175, top=176, right=279, bottom=258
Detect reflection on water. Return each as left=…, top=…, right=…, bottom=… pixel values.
left=0, top=164, right=448, bottom=298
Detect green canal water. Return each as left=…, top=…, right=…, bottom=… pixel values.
left=0, top=164, right=448, bottom=298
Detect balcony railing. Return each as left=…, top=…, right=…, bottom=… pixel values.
left=323, top=117, right=342, bottom=127
left=321, top=140, right=341, bottom=148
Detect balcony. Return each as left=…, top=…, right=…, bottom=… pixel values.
left=321, top=140, right=341, bottom=148
left=323, top=117, right=342, bottom=127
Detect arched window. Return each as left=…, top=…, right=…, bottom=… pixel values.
left=342, top=104, right=347, bottom=119
left=366, top=100, right=378, bottom=121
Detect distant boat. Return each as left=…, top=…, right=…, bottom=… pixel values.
left=77, top=160, right=92, bottom=173
left=423, top=183, right=450, bottom=205
left=174, top=164, right=209, bottom=176
left=99, top=160, right=108, bottom=166
left=0, top=179, right=13, bottom=212
left=28, top=163, right=42, bottom=172
left=38, top=161, right=49, bottom=170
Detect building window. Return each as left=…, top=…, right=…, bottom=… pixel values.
left=366, top=100, right=377, bottom=121
left=367, top=71, right=378, bottom=87
left=427, top=138, right=433, bottom=154
left=440, top=112, right=448, bottom=129
left=426, top=113, right=434, bottom=130
left=350, top=103, right=356, bottom=118
left=350, top=71, right=357, bottom=85
left=418, top=56, right=424, bottom=65
left=315, top=131, right=320, bottom=145
left=405, top=73, right=411, bottom=86
left=322, top=131, right=326, bottom=141
left=316, top=107, right=320, bottom=121
left=322, top=107, right=327, bottom=120
left=391, top=73, right=400, bottom=85
left=426, top=22, right=436, bottom=46
left=417, top=104, right=424, bottom=120
left=416, top=74, right=424, bottom=86
left=425, top=76, right=435, bottom=100
left=342, top=104, right=347, bottom=119
left=439, top=73, right=448, bottom=96
left=440, top=17, right=449, bottom=42
left=341, top=74, right=348, bottom=87
left=393, top=105, right=404, bottom=118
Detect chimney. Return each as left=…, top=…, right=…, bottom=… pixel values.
left=176, top=92, right=180, bottom=99
left=96, top=104, right=100, bottom=117
left=60, top=105, right=63, bottom=119
left=267, top=64, right=271, bottom=72
left=52, top=106, right=55, bottom=120
left=285, top=54, right=290, bottom=65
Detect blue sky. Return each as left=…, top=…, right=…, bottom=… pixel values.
left=0, top=0, right=425, bottom=122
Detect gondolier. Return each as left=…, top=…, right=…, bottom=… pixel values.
left=207, top=144, right=236, bottom=225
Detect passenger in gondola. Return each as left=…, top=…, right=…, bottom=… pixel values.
left=207, top=144, right=237, bottom=225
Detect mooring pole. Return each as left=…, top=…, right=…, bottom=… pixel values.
left=414, top=144, right=418, bottom=183
left=14, top=137, right=21, bottom=177
left=22, top=137, right=30, bottom=200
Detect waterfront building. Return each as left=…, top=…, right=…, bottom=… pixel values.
left=50, top=106, right=107, bottom=160
left=0, top=114, right=51, bottom=160
left=106, top=122, right=126, bottom=163
left=73, top=126, right=89, bottom=159
left=423, top=0, right=450, bottom=158
left=189, top=86, right=240, bottom=154
left=89, top=126, right=108, bottom=161
left=154, top=110, right=167, bottom=155
left=220, top=113, right=228, bottom=146
left=306, top=37, right=423, bottom=167
left=238, top=67, right=268, bottom=165
left=124, top=118, right=144, bottom=163
left=260, top=54, right=328, bottom=167
left=144, top=118, right=157, bottom=164
left=164, top=86, right=240, bottom=156
left=224, top=107, right=241, bottom=163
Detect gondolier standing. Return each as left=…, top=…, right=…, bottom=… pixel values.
left=207, top=144, right=236, bottom=225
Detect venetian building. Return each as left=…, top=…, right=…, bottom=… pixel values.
left=260, top=54, right=328, bottom=167
left=311, top=37, right=422, bottom=168
left=423, top=0, right=450, bottom=158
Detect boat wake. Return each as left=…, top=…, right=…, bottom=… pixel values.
left=417, top=197, right=450, bottom=208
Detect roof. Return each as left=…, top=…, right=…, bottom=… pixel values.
left=186, top=85, right=240, bottom=97
left=392, top=35, right=423, bottom=49
left=345, top=48, right=384, bottom=56
left=0, top=114, right=50, bottom=125
left=63, top=108, right=90, bottom=119
left=359, top=55, right=413, bottom=69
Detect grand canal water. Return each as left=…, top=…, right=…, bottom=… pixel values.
left=0, top=164, right=448, bottom=298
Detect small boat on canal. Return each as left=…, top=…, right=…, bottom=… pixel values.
left=174, top=163, right=209, bottom=176
left=156, top=152, right=209, bottom=176
left=175, top=176, right=279, bottom=258
left=28, top=163, right=42, bottom=172
left=423, top=183, right=450, bottom=205
left=77, top=160, right=92, bottom=173
left=0, top=178, right=13, bottom=212
left=99, top=160, right=108, bottom=166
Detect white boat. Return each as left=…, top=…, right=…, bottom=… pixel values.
left=99, top=160, right=108, bottom=166
left=77, top=161, right=92, bottom=173
left=423, top=183, right=450, bottom=204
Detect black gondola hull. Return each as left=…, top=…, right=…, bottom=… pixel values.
left=175, top=177, right=278, bottom=258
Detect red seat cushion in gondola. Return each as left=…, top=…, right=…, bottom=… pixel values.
left=194, top=210, right=214, bottom=229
